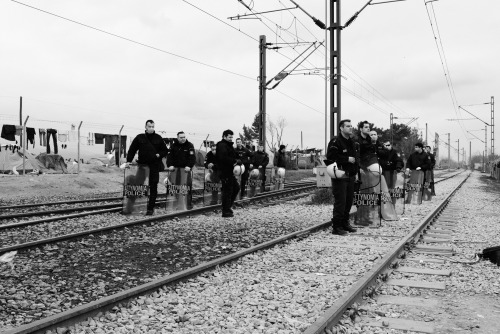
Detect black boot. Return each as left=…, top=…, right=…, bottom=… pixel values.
left=332, top=226, right=348, bottom=236
left=343, top=224, right=357, bottom=233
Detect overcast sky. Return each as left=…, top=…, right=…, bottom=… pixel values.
left=1, top=0, right=498, bottom=159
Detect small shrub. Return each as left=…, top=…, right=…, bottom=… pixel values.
left=309, top=188, right=333, bottom=205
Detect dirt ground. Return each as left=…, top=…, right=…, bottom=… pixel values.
left=0, top=165, right=314, bottom=204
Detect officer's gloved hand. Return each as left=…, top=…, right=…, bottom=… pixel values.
left=236, top=159, right=242, bottom=166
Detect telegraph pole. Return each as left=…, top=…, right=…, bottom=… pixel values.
left=425, top=123, right=428, bottom=145
left=457, top=139, right=459, bottom=168
left=491, top=96, right=495, bottom=156
left=448, top=133, right=451, bottom=171
left=469, top=141, right=471, bottom=170
left=258, top=35, right=266, bottom=149
left=19, top=96, right=23, bottom=148
left=390, top=113, right=394, bottom=145
left=330, top=0, right=341, bottom=139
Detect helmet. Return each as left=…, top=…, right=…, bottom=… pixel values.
left=277, top=167, right=286, bottom=178
left=367, top=163, right=381, bottom=174
left=164, top=177, right=171, bottom=186
left=250, top=169, right=260, bottom=178
left=204, top=172, right=212, bottom=182
left=326, top=163, right=345, bottom=179
left=233, top=165, right=245, bottom=176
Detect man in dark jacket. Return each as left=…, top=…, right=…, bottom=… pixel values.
left=327, top=119, right=359, bottom=235
left=356, top=121, right=379, bottom=169
left=216, top=129, right=242, bottom=217
left=235, top=138, right=252, bottom=196
left=275, top=144, right=287, bottom=168
left=379, top=141, right=404, bottom=173
left=251, top=144, right=269, bottom=192
left=406, top=143, right=431, bottom=172
left=425, top=145, right=436, bottom=195
left=126, top=120, right=168, bottom=215
left=204, top=143, right=217, bottom=171
left=167, top=131, right=196, bottom=172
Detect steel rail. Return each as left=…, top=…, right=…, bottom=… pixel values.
left=303, top=172, right=470, bottom=334
left=3, top=173, right=469, bottom=334
left=0, top=180, right=315, bottom=219
left=0, top=185, right=316, bottom=254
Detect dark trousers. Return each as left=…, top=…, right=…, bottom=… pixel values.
left=259, top=168, right=266, bottom=192
left=331, top=176, right=355, bottom=227
left=148, top=165, right=160, bottom=211
left=46, top=129, right=58, bottom=154
left=240, top=168, right=249, bottom=194
left=221, top=175, right=240, bottom=213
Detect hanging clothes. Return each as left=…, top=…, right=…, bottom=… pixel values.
left=94, top=133, right=104, bottom=144
left=15, top=125, right=23, bottom=136
left=46, top=128, right=58, bottom=154
left=68, top=130, right=78, bottom=142
left=58, top=133, right=68, bottom=142
left=1, top=125, right=16, bottom=141
left=39, top=129, right=47, bottom=146
left=104, top=135, right=118, bottom=153
left=27, top=127, right=36, bottom=148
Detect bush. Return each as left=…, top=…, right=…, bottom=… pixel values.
left=309, top=188, right=333, bottom=205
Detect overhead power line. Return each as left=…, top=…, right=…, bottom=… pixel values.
left=10, top=0, right=255, bottom=81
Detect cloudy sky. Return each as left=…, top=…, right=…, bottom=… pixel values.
left=0, top=0, right=498, bottom=160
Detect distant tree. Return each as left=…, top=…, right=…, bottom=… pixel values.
left=239, top=114, right=259, bottom=142
left=266, top=116, right=287, bottom=152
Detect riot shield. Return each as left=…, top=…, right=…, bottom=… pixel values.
left=165, top=168, right=193, bottom=212
left=269, top=168, right=277, bottom=192
left=274, top=167, right=286, bottom=190
left=203, top=169, right=221, bottom=206
left=380, top=173, right=398, bottom=221
left=354, top=164, right=382, bottom=226
left=247, top=168, right=263, bottom=198
left=387, top=172, right=406, bottom=215
left=122, top=164, right=150, bottom=215
left=405, top=170, right=424, bottom=205
left=422, top=170, right=434, bottom=201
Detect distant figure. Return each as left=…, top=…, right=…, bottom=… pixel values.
left=275, top=144, right=287, bottom=168
left=215, top=129, right=241, bottom=218
left=235, top=138, right=252, bottom=196
left=425, top=145, right=436, bottom=195
left=251, top=144, right=269, bottom=192
left=126, top=120, right=168, bottom=215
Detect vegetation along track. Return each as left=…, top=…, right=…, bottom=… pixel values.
left=0, top=171, right=469, bottom=333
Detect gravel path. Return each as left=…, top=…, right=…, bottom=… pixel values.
left=327, top=171, right=500, bottom=334
left=9, top=173, right=467, bottom=334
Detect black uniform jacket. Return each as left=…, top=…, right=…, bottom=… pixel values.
left=216, top=139, right=238, bottom=177
left=126, top=132, right=168, bottom=166
left=326, top=134, right=358, bottom=177
left=276, top=151, right=286, bottom=168
left=235, top=146, right=252, bottom=167
left=406, top=151, right=431, bottom=171
left=427, top=153, right=436, bottom=169
left=356, top=134, right=378, bottom=168
left=167, top=140, right=196, bottom=168
left=379, top=148, right=404, bottom=172
left=252, top=151, right=269, bottom=168
left=204, top=151, right=217, bottom=171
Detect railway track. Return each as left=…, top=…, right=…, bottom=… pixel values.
left=0, top=170, right=469, bottom=333
left=0, top=180, right=315, bottom=221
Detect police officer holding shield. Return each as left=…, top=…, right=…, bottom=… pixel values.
left=235, top=138, right=251, bottom=196
left=251, top=144, right=269, bottom=192
left=216, top=130, right=241, bottom=218
left=126, top=120, right=168, bottom=215
left=326, top=119, right=359, bottom=235
left=167, top=131, right=196, bottom=171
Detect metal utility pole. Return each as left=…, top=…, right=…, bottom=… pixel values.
left=19, top=96, right=23, bottom=147
left=330, top=0, right=341, bottom=139
left=456, top=139, right=459, bottom=168
left=448, top=133, right=451, bottom=171
left=485, top=125, right=487, bottom=168
left=425, top=123, right=428, bottom=145
left=77, top=122, right=83, bottom=174
left=434, top=133, right=439, bottom=167
left=469, top=141, right=471, bottom=169
left=390, top=113, right=394, bottom=145
left=259, top=35, right=266, bottom=149
left=491, top=96, right=494, bottom=156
